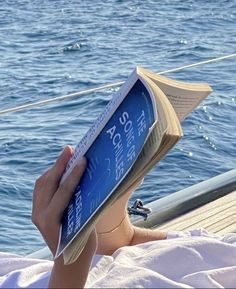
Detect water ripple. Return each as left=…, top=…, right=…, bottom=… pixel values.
left=0, top=0, right=236, bottom=255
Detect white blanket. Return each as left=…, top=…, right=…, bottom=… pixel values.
left=1, top=229, right=236, bottom=288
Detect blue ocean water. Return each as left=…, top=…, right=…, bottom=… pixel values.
left=0, top=0, right=235, bottom=255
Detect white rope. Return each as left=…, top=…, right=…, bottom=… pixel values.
left=1, top=52, right=236, bottom=115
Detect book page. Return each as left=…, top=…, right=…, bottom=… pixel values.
left=138, top=67, right=212, bottom=122
left=162, top=89, right=210, bottom=122
left=128, top=106, right=167, bottom=176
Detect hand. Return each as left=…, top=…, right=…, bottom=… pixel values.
left=32, top=146, right=99, bottom=288
left=32, top=145, right=87, bottom=256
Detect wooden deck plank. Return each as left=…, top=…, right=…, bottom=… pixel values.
left=158, top=190, right=236, bottom=234
left=158, top=195, right=236, bottom=230
left=160, top=201, right=236, bottom=232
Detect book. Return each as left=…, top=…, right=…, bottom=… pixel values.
left=55, top=66, right=212, bottom=264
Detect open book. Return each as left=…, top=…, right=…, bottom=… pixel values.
left=55, top=67, right=212, bottom=264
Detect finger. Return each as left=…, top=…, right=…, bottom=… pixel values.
left=51, top=145, right=74, bottom=182
left=48, top=157, right=87, bottom=221
left=32, top=146, right=74, bottom=211
left=43, top=146, right=74, bottom=200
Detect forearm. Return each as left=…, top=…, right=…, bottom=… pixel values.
left=48, top=230, right=97, bottom=288
left=49, top=257, right=91, bottom=288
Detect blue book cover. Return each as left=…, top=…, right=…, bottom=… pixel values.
left=56, top=77, right=157, bottom=257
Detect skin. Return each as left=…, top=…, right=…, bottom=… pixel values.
left=32, top=145, right=167, bottom=288
left=32, top=146, right=97, bottom=288
left=96, top=188, right=167, bottom=255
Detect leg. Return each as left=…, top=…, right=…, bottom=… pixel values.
left=96, top=185, right=167, bottom=255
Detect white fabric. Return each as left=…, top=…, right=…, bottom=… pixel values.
left=1, top=229, right=236, bottom=288
left=0, top=253, right=51, bottom=288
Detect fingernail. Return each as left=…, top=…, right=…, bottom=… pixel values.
left=62, top=145, right=73, bottom=156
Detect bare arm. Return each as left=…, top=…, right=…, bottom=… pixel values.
left=32, top=146, right=97, bottom=288
left=48, top=230, right=97, bottom=288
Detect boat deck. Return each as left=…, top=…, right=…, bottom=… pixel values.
left=158, top=190, right=236, bottom=234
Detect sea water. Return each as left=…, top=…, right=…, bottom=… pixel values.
left=0, top=0, right=235, bottom=255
